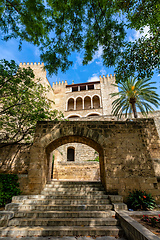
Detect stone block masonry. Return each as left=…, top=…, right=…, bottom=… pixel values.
left=26, top=119, right=160, bottom=203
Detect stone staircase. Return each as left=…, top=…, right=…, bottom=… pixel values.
left=0, top=180, right=127, bottom=237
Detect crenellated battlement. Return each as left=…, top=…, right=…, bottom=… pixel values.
left=99, top=74, right=116, bottom=83
left=19, top=62, right=44, bottom=67
left=52, top=80, right=68, bottom=88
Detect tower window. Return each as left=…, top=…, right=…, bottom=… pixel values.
left=72, top=86, right=78, bottom=92
left=88, top=84, right=94, bottom=90
left=80, top=85, right=86, bottom=91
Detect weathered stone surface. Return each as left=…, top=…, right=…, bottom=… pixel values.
left=1, top=118, right=160, bottom=202
left=26, top=119, right=160, bottom=202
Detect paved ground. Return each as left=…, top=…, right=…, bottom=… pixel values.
left=0, top=237, right=127, bottom=240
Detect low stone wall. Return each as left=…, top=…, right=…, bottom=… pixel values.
left=0, top=144, right=30, bottom=193
left=0, top=144, right=30, bottom=174
left=53, top=162, right=100, bottom=181
left=116, top=211, right=160, bottom=240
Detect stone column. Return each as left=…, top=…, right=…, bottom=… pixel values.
left=91, top=97, right=93, bottom=109
left=74, top=99, right=76, bottom=110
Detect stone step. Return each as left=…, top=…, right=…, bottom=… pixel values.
left=49, top=180, right=102, bottom=186
left=6, top=203, right=113, bottom=211
left=0, top=225, right=123, bottom=237
left=8, top=217, right=119, bottom=227
left=41, top=190, right=107, bottom=195
left=12, top=195, right=109, bottom=201
left=12, top=198, right=110, bottom=205
left=43, top=186, right=105, bottom=191
left=14, top=210, right=116, bottom=219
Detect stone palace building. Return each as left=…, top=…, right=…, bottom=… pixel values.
left=18, top=62, right=118, bottom=181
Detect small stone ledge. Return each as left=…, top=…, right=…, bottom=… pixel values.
left=0, top=211, right=14, bottom=227
left=113, top=203, right=128, bottom=211
left=116, top=210, right=160, bottom=240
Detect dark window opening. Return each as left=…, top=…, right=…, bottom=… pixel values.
left=67, top=148, right=75, bottom=161
left=80, top=85, right=86, bottom=91
left=68, top=115, right=80, bottom=119
left=88, top=84, right=94, bottom=90
left=72, top=86, right=78, bottom=92
left=88, top=114, right=100, bottom=117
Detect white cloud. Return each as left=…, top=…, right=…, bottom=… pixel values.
left=34, top=48, right=40, bottom=57
left=89, top=46, right=103, bottom=64
left=87, top=74, right=99, bottom=82
left=73, top=54, right=83, bottom=69
left=129, top=26, right=150, bottom=42
left=95, top=60, right=103, bottom=66
left=100, top=68, right=107, bottom=76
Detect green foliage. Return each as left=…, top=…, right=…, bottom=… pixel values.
left=0, top=174, right=21, bottom=207
left=0, top=0, right=48, bottom=46
left=142, top=215, right=160, bottom=228
left=87, top=152, right=99, bottom=162
left=0, top=59, right=63, bottom=147
left=110, top=77, right=160, bottom=119
left=127, top=190, right=156, bottom=210
left=0, top=1, right=159, bottom=79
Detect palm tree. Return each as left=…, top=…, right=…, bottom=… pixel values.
left=110, top=78, right=160, bottom=119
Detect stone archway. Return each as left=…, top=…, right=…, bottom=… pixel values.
left=28, top=119, right=160, bottom=202
left=28, top=121, right=107, bottom=194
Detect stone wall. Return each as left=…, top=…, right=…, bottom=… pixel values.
left=0, top=144, right=30, bottom=174
left=0, top=144, right=30, bottom=193
left=27, top=119, right=160, bottom=202
left=52, top=143, right=100, bottom=180
left=1, top=118, right=160, bottom=203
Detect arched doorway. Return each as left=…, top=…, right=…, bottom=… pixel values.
left=51, top=143, right=100, bottom=181
left=28, top=121, right=106, bottom=194
left=47, top=136, right=103, bottom=182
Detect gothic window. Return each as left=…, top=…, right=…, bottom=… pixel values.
left=68, top=115, right=80, bottom=118
left=84, top=96, right=91, bottom=109
left=68, top=98, right=74, bottom=111
left=76, top=97, right=82, bottom=110
left=93, top=95, right=100, bottom=108
left=88, top=113, right=100, bottom=117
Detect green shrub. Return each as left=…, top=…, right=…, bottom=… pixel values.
left=0, top=174, right=21, bottom=207
left=127, top=190, right=156, bottom=210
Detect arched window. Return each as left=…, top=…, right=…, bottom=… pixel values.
left=68, top=115, right=80, bottom=119
left=93, top=95, right=100, bottom=108
left=67, top=147, right=75, bottom=161
left=76, top=97, right=82, bottom=110
left=68, top=98, right=74, bottom=111
left=87, top=113, right=100, bottom=117
left=84, top=96, right=91, bottom=109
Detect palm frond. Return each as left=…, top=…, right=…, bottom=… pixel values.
left=111, top=77, right=160, bottom=119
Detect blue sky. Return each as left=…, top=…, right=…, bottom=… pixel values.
left=0, top=27, right=159, bottom=96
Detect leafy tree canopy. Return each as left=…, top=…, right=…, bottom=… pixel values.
left=0, top=59, right=62, bottom=147
left=0, top=0, right=159, bottom=81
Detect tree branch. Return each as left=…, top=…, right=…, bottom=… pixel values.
left=6, top=0, right=20, bottom=13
